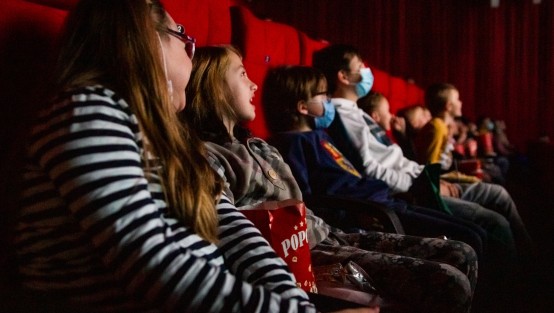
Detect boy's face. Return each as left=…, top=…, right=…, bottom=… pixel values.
left=372, top=97, right=393, bottom=130
left=305, top=93, right=328, bottom=118
left=300, top=82, right=328, bottom=121
left=344, top=56, right=365, bottom=85
left=406, top=107, right=432, bottom=130
left=447, top=89, right=463, bottom=117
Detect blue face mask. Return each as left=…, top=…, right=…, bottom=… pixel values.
left=314, top=99, right=336, bottom=129
left=355, top=67, right=374, bottom=98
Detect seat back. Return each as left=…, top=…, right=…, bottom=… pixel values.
left=163, top=0, right=232, bottom=46
left=371, top=67, right=392, bottom=97
left=231, top=6, right=332, bottom=139
left=0, top=0, right=234, bottom=291
left=0, top=0, right=70, bottom=295
left=231, top=6, right=301, bottom=139
left=298, top=31, right=329, bottom=66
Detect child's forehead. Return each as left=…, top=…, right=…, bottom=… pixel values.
left=380, top=97, right=390, bottom=109
left=349, top=56, right=364, bottom=68
left=228, top=52, right=244, bottom=68
left=447, top=88, right=459, bottom=97
left=407, top=107, right=423, bottom=119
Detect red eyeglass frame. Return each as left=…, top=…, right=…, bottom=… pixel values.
left=165, top=24, right=196, bottom=59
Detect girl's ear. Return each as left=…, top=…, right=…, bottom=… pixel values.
left=297, top=100, right=309, bottom=115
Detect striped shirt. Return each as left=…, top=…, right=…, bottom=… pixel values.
left=14, top=86, right=316, bottom=312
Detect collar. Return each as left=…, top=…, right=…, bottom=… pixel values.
left=331, top=97, right=357, bottom=109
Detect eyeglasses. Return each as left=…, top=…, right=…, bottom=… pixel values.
left=165, top=24, right=196, bottom=59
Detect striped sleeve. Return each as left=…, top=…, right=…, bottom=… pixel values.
left=212, top=196, right=316, bottom=312
left=23, top=86, right=315, bottom=313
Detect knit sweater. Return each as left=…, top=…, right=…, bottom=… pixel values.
left=14, top=86, right=315, bottom=313
left=206, top=138, right=330, bottom=249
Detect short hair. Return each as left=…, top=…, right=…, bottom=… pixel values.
left=396, top=105, right=425, bottom=130
left=357, top=91, right=386, bottom=115
left=262, top=65, right=327, bottom=133
left=312, top=44, right=361, bottom=94
left=424, top=82, right=457, bottom=116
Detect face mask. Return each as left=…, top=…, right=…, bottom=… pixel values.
left=355, top=67, right=374, bottom=98
left=314, top=99, right=336, bottom=129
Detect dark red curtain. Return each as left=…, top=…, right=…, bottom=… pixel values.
left=243, top=0, right=554, bottom=151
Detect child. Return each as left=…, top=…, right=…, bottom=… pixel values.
left=263, top=68, right=487, bottom=259
left=394, top=104, right=433, bottom=161
left=357, top=91, right=405, bottom=147
left=12, top=1, right=318, bottom=312
left=183, top=45, right=478, bottom=313
left=313, top=44, right=423, bottom=194
left=314, top=44, right=530, bottom=262
left=415, top=82, right=533, bottom=257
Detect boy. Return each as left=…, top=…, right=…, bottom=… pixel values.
left=313, top=45, right=533, bottom=260
left=357, top=91, right=401, bottom=146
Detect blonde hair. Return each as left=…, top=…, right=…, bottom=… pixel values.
left=56, top=0, right=222, bottom=242
left=184, top=45, right=243, bottom=143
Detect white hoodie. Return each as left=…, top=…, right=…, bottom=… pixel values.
left=332, top=97, right=424, bottom=192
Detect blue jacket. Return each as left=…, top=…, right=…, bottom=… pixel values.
left=270, top=129, right=396, bottom=206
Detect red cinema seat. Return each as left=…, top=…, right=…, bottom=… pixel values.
left=163, top=0, right=232, bottom=46
left=1, top=0, right=69, bottom=300
left=406, top=81, right=424, bottom=106
left=370, top=66, right=391, bottom=99
left=23, top=0, right=77, bottom=10
left=388, top=76, right=409, bottom=114
left=231, top=6, right=301, bottom=139
left=1, top=0, right=68, bottom=144
left=299, top=31, right=329, bottom=66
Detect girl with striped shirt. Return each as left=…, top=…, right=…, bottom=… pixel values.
left=13, top=0, right=324, bottom=312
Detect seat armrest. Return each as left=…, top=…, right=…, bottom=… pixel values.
left=303, top=195, right=405, bottom=235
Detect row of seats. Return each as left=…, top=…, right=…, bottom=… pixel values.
left=0, top=2, right=422, bottom=261
left=229, top=5, right=424, bottom=139
left=0, top=2, right=429, bottom=310
left=0, top=0, right=424, bottom=141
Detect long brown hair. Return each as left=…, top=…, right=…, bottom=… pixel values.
left=183, top=45, right=246, bottom=144
left=55, top=0, right=223, bottom=243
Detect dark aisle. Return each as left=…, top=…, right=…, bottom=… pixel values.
left=472, top=156, right=554, bottom=313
